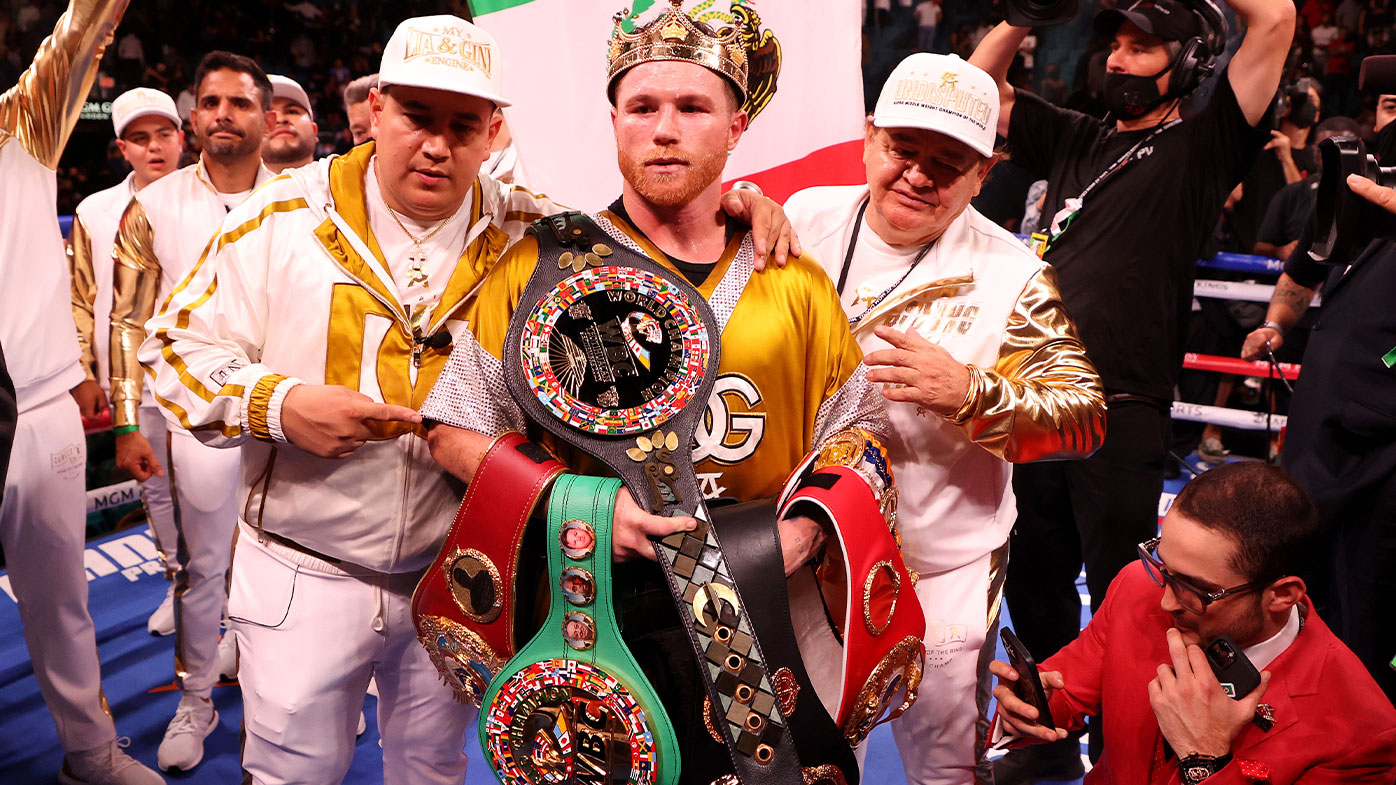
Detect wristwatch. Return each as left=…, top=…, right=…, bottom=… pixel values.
left=1178, top=752, right=1233, bottom=783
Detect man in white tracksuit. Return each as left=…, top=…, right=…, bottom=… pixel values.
left=0, top=1, right=164, bottom=782
left=109, top=50, right=276, bottom=773
left=69, top=87, right=185, bottom=637
left=137, top=18, right=566, bottom=785
left=785, top=53, right=1107, bottom=785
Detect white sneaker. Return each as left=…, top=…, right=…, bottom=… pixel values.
left=156, top=693, right=218, bottom=772
left=59, top=738, right=164, bottom=785
left=146, top=585, right=175, bottom=637
left=216, top=630, right=238, bottom=681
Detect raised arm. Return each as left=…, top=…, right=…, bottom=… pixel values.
left=969, top=22, right=1031, bottom=138
left=0, top=0, right=130, bottom=167
left=1225, top=0, right=1298, bottom=127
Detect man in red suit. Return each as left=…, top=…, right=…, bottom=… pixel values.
left=992, top=460, right=1396, bottom=784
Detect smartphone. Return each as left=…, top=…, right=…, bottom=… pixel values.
left=1000, top=627, right=1055, bottom=729
left=1204, top=635, right=1262, bottom=699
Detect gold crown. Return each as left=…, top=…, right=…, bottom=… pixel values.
left=607, top=0, right=749, bottom=104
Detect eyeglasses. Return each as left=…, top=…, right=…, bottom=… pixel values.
left=1136, top=537, right=1272, bottom=615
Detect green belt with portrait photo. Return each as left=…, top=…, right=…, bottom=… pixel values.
left=479, top=473, right=681, bottom=785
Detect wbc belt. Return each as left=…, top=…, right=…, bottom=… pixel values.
left=481, top=473, right=680, bottom=785
left=501, top=212, right=802, bottom=784
left=412, top=432, right=565, bottom=705
left=777, top=433, right=926, bottom=747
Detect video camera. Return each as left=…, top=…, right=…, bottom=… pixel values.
left=1003, top=0, right=1078, bottom=28
left=1310, top=56, right=1396, bottom=265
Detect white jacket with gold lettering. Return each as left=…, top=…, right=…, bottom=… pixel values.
left=138, top=143, right=560, bottom=573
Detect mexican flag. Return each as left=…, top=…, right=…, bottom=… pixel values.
left=469, top=0, right=866, bottom=207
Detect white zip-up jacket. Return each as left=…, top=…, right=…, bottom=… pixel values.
left=787, top=185, right=1105, bottom=574
left=138, top=143, right=561, bottom=573
left=0, top=0, right=127, bottom=413
left=109, top=158, right=275, bottom=428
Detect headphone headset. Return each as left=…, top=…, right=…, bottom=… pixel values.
left=1166, top=0, right=1229, bottom=97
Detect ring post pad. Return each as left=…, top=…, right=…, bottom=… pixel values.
left=480, top=473, right=680, bottom=785
left=501, top=212, right=804, bottom=783
left=412, top=432, right=565, bottom=705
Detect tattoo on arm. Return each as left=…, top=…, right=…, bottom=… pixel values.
left=1271, top=277, right=1316, bottom=319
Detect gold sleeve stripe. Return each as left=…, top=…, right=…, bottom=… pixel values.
left=151, top=387, right=241, bottom=438
left=247, top=374, right=289, bottom=442
left=151, top=198, right=310, bottom=404
left=110, top=198, right=159, bottom=427
left=160, top=197, right=310, bottom=314
left=69, top=212, right=98, bottom=380
left=508, top=183, right=556, bottom=206
left=503, top=210, right=545, bottom=225
left=0, top=0, right=129, bottom=168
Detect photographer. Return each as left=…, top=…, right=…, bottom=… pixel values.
left=990, top=462, right=1396, bottom=784
left=1252, top=89, right=1396, bottom=703
left=970, top=0, right=1293, bottom=777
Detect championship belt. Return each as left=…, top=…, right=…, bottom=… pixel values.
left=500, top=212, right=804, bottom=784
left=777, top=433, right=926, bottom=747
left=480, top=473, right=680, bottom=785
left=412, top=432, right=565, bottom=705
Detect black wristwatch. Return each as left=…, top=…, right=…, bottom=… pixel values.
left=1178, top=752, right=1233, bottom=783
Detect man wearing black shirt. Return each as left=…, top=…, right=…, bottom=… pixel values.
left=971, top=0, right=1293, bottom=778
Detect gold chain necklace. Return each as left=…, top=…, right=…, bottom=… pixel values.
left=381, top=198, right=451, bottom=288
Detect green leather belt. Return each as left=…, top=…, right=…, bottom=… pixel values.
left=480, top=473, right=680, bottom=785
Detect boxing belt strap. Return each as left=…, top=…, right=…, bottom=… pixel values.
left=777, top=433, right=926, bottom=748
left=412, top=432, right=564, bottom=704
left=502, top=212, right=803, bottom=784
left=709, top=499, right=859, bottom=785
left=480, top=473, right=680, bottom=785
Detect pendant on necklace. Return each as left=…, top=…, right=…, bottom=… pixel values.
left=407, top=248, right=429, bottom=287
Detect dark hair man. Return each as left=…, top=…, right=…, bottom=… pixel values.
left=138, top=13, right=791, bottom=783
left=0, top=0, right=165, bottom=782
left=970, top=1, right=1295, bottom=776
left=69, top=87, right=184, bottom=639
left=264, top=74, right=317, bottom=172
left=109, top=48, right=276, bottom=774
left=991, top=461, right=1396, bottom=783
left=342, top=73, right=377, bottom=145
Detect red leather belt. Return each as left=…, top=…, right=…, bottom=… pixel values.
left=412, top=431, right=564, bottom=704
left=777, top=434, right=926, bottom=747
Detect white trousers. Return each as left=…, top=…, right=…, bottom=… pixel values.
left=792, top=549, right=1002, bottom=785
left=137, top=404, right=176, bottom=574
left=0, top=393, right=116, bottom=751
left=166, top=428, right=239, bottom=697
left=230, top=525, right=475, bottom=785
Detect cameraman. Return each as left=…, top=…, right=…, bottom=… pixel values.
left=971, top=1, right=1293, bottom=777
left=1246, top=107, right=1396, bottom=703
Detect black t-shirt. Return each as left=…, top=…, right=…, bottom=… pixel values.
left=1257, top=175, right=1318, bottom=248
left=606, top=197, right=737, bottom=287
left=1231, top=146, right=1314, bottom=253
left=1009, top=70, right=1267, bottom=400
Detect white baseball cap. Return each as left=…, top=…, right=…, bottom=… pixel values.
left=378, top=15, right=510, bottom=107
left=873, top=53, right=999, bottom=158
left=111, top=87, right=182, bottom=138
left=269, top=74, right=314, bottom=120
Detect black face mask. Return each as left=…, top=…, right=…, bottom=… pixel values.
left=1103, top=62, right=1175, bottom=120
left=1375, top=120, right=1396, bottom=167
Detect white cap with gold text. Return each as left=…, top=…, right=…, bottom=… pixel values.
left=379, top=15, right=510, bottom=107
left=112, top=87, right=182, bottom=138
left=874, top=53, right=998, bottom=158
